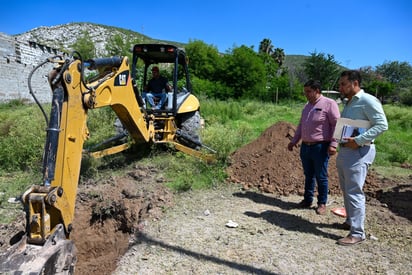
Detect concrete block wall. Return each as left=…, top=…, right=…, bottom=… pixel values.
left=0, top=33, right=63, bottom=104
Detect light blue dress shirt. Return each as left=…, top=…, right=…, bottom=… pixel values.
left=341, top=90, right=388, bottom=146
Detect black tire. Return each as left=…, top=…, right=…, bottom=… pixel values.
left=177, top=110, right=202, bottom=149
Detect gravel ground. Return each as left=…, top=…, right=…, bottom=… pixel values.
left=114, top=183, right=412, bottom=275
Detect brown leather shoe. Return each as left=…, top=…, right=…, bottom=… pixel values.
left=337, top=235, right=365, bottom=246
left=316, top=204, right=326, bottom=215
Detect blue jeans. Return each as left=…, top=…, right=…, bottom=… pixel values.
left=300, top=142, right=330, bottom=205
left=142, top=92, right=166, bottom=109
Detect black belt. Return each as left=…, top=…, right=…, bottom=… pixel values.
left=302, top=141, right=329, bottom=146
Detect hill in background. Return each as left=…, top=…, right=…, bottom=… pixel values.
left=13, top=22, right=184, bottom=56
left=13, top=22, right=307, bottom=69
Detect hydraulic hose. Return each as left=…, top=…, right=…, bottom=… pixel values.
left=42, top=87, right=64, bottom=186
left=84, top=57, right=123, bottom=70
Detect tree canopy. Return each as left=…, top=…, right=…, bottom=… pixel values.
left=303, top=51, right=341, bottom=90
left=185, top=39, right=221, bottom=81
left=90, top=35, right=412, bottom=105
left=222, top=45, right=266, bottom=99
left=376, top=61, right=412, bottom=88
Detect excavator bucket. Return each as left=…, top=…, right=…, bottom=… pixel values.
left=0, top=224, right=77, bottom=274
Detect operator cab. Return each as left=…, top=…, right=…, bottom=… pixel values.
left=131, top=44, right=196, bottom=116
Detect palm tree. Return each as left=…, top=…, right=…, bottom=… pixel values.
left=273, top=48, right=285, bottom=67
left=259, top=38, right=273, bottom=55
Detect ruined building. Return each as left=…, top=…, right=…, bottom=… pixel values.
left=0, top=32, right=64, bottom=103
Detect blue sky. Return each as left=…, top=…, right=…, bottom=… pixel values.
left=0, top=0, right=410, bottom=69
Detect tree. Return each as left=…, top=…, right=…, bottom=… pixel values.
left=376, top=61, right=412, bottom=88
left=258, top=38, right=274, bottom=55
left=70, top=31, right=96, bottom=60
left=359, top=66, right=377, bottom=85
left=359, top=66, right=392, bottom=99
left=257, top=38, right=289, bottom=100
left=222, top=45, right=266, bottom=99
left=273, top=48, right=285, bottom=67
left=258, top=38, right=285, bottom=67
left=378, top=61, right=412, bottom=105
left=185, top=39, right=221, bottom=81
left=399, top=87, right=412, bottom=106
left=303, top=51, right=341, bottom=90
left=259, top=53, right=278, bottom=97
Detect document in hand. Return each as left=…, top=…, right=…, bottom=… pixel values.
left=333, top=118, right=371, bottom=143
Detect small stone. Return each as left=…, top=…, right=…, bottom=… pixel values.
left=7, top=197, right=20, bottom=204
left=369, top=235, right=379, bottom=241
left=225, top=220, right=238, bottom=228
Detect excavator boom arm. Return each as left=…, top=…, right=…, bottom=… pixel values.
left=0, top=56, right=151, bottom=274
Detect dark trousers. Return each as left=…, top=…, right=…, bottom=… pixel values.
left=300, top=142, right=330, bottom=205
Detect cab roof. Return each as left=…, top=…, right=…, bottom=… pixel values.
left=132, top=44, right=187, bottom=65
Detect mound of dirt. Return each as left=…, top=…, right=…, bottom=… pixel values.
left=227, top=121, right=390, bottom=196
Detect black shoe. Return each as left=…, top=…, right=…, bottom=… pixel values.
left=297, top=200, right=312, bottom=208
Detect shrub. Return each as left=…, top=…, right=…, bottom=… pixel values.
left=0, top=106, right=46, bottom=172
left=399, top=88, right=412, bottom=106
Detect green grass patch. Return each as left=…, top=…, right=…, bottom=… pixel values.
left=0, top=172, right=36, bottom=223
left=373, top=165, right=412, bottom=179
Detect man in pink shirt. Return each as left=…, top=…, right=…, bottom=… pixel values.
left=287, top=80, right=340, bottom=214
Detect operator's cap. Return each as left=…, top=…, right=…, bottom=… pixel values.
left=151, top=66, right=159, bottom=72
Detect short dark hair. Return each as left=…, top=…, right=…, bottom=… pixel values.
left=304, top=80, right=322, bottom=91
left=340, top=70, right=362, bottom=85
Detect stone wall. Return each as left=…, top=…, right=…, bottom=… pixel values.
left=0, top=33, right=64, bottom=104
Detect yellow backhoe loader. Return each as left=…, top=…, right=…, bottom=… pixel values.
left=0, top=44, right=215, bottom=274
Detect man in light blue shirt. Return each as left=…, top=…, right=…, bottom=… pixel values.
left=336, top=70, right=388, bottom=246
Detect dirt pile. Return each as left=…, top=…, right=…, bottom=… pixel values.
left=227, top=121, right=386, bottom=196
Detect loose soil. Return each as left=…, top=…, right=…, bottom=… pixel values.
left=1, top=121, right=411, bottom=274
